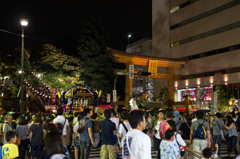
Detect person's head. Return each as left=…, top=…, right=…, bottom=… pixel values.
left=165, top=108, right=174, bottom=119
left=45, top=116, right=50, bottom=121
left=128, top=110, right=146, bottom=131
left=74, top=112, right=78, bottom=117
left=44, top=133, right=65, bottom=156
left=226, top=115, right=234, bottom=126
left=33, top=116, right=41, bottom=123
left=104, top=109, right=112, bottom=119
left=157, top=111, right=164, bottom=120
left=4, top=114, right=12, bottom=123
left=83, top=109, right=91, bottom=117
left=166, top=120, right=177, bottom=132
left=110, top=109, right=116, bottom=117
left=6, top=131, right=17, bottom=143
left=12, top=113, right=18, bottom=121
left=92, top=113, right=98, bottom=119
left=202, top=147, right=212, bottom=158
left=41, top=116, right=45, bottom=121
left=215, top=113, right=221, bottom=119
left=57, top=107, right=64, bottom=115
left=27, top=116, right=32, bottom=123
left=148, top=113, right=152, bottom=118
left=121, top=110, right=129, bottom=120
left=174, top=111, right=180, bottom=118
left=47, top=123, right=63, bottom=134
left=165, top=129, right=175, bottom=140
left=186, top=116, right=192, bottom=122
left=196, top=111, right=204, bottom=119
left=18, top=116, right=27, bottom=125
left=231, top=112, right=236, bottom=118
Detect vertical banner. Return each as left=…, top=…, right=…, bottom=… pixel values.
left=129, top=65, right=134, bottom=78
left=51, top=88, right=57, bottom=104
left=107, top=94, right=111, bottom=103
left=113, top=90, right=117, bottom=102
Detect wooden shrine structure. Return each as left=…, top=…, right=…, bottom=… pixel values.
left=106, top=48, right=189, bottom=110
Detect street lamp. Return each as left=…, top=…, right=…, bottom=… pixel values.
left=20, top=19, right=28, bottom=115
left=37, top=74, right=41, bottom=87
left=128, top=34, right=131, bottom=45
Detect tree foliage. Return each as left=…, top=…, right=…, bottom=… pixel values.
left=0, top=47, right=31, bottom=80
left=77, top=17, right=114, bottom=93
left=215, top=86, right=228, bottom=111
left=31, top=43, right=85, bottom=90
left=159, top=87, right=168, bottom=104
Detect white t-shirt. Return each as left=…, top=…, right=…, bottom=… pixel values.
left=122, top=129, right=151, bottom=159
left=118, top=122, right=132, bottom=146
left=110, top=117, right=119, bottom=132
left=192, top=118, right=197, bottom=123
left=154, top=121, right=162, bottom=139
left=53, top=115, right=69, bottom=135
left=174, top=132, right=186, bottom=152
left=73, top=122, right=79, bottom=137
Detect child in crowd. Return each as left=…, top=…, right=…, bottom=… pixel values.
left=2, top=131, right=19, bottom=159
left=160, top=128, right=180, bottom=159
left=203, top=144, right=219, bottom=159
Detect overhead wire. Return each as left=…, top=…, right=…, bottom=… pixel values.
left=0, top=28, right=77, bottom=47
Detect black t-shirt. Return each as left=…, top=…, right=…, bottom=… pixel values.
left=30, top=124, right=43, bottom=145
left=236, top=118, right=240, bottom=132
left=99, top=119, right=116, bottom=145
left=179, top=122, right=192, bottom=140
left=11, top=121, right=17, bottom=130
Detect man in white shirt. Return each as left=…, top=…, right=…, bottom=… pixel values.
left=122, top=110, right=151, bottom=159
left=53, top=107, right=70, bottom=146
left=118, top=110, right=131, bottom=146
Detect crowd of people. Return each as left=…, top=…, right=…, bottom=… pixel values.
left=1, top=107, right=240, bottom=159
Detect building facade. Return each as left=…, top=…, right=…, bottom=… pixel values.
left=126, top=38, right=153, bottom=101
left=153, top=0, right=240, bottom=105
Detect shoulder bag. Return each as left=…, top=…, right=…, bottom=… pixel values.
left=122, top=122, right=129, bottom=133
left=16, top=126, right=25, bottom=145
left=77, top=118, right=88, bottom=134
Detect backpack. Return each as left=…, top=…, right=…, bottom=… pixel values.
left=193, top=121, right=206, bottom=139
left=77, top=118, right=88, bottom=134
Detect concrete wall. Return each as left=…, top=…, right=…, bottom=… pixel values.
left=169, top=0, right=188, bottom=9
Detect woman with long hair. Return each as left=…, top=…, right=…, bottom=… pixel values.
left=44, top=132, right=71, bottom=159
left=223, top=115, right=238, bottom=157
left=16, top=116, right=29, bottom=159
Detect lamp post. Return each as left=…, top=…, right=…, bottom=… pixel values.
left=20, top=19, right=28, bottom=115
left=128, top=34, right=131, bottom=45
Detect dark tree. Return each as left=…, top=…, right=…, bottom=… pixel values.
left=77, top=17, right=114, bottom=93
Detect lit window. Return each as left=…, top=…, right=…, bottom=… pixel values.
left=170, top=6, right=180, bottom=13
left=170, top=41, right=180, bottom=48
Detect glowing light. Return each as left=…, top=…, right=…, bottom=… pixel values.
left=20, top=20, right=28, bottom=26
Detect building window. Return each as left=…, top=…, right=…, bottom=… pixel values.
left=170, top=6, right=180, bottom=13
left=170, top=41, right=180, bottom=48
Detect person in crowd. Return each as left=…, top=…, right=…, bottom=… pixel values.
left=99, top=109, right=117, bottom=159
left=159, top=108, right=174, bottom=139
left=160, top=129, right=180, bottom=159
left=73, top=112, right=79, bottom=126
left=0, top=118, right=3, bottom=145
left=202, top=144, right=219, bottom=159
left=16, top=116, right=29, bottom=159
left=92, top=113, right=101, bottom=149
left=11, top=113, right=18, bottom=132
left=29, top=116, right=44, bottom=159
left=121, top=110, right=151, bottom=159
left=191, top=113, right=197, bottom=123
left=79, top=108, right=95, bottom=159
left=43, top=115, right=50, bottom=130
left=179, top=116, right=192, bottom=159
left=73, top=116, right=81, bottom=159
left=53, top=107, right=70, bottom=146
left=2, top=131, right=19, bottom=159
left=236, top=113, right=240, bottom=152
left=41, top=116, right=45, bottom=123
left=2, top=114, right=13, bottom=144
left=44, top=132, right=71, bottom=159
left=109, top=109, right=120, bottom=153
left=152, top=111, right=164, bottom=158
left=210, top=113, right=223, bottom=157
left=173, top=110, right=183, bottom=132
left=118, top=110, right=131, bottom=145
left=190, top=111, right=211, bottom=159
left=166, top=120, right=186, bottom=159
left=223, top=115, right=238, bottom=157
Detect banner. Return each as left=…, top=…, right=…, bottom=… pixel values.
left=51, top=88, right=57, bottom=104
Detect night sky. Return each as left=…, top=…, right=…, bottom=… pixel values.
left=0, top=0, right=152, bottom=51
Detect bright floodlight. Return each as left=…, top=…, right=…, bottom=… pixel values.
left=128, top=35, right=131, bottom=38
left=37, top=74, right=41, bottom=78
left=20, top=20, right=28, bottom=26
left=18, top=70, right=22, bottom=74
